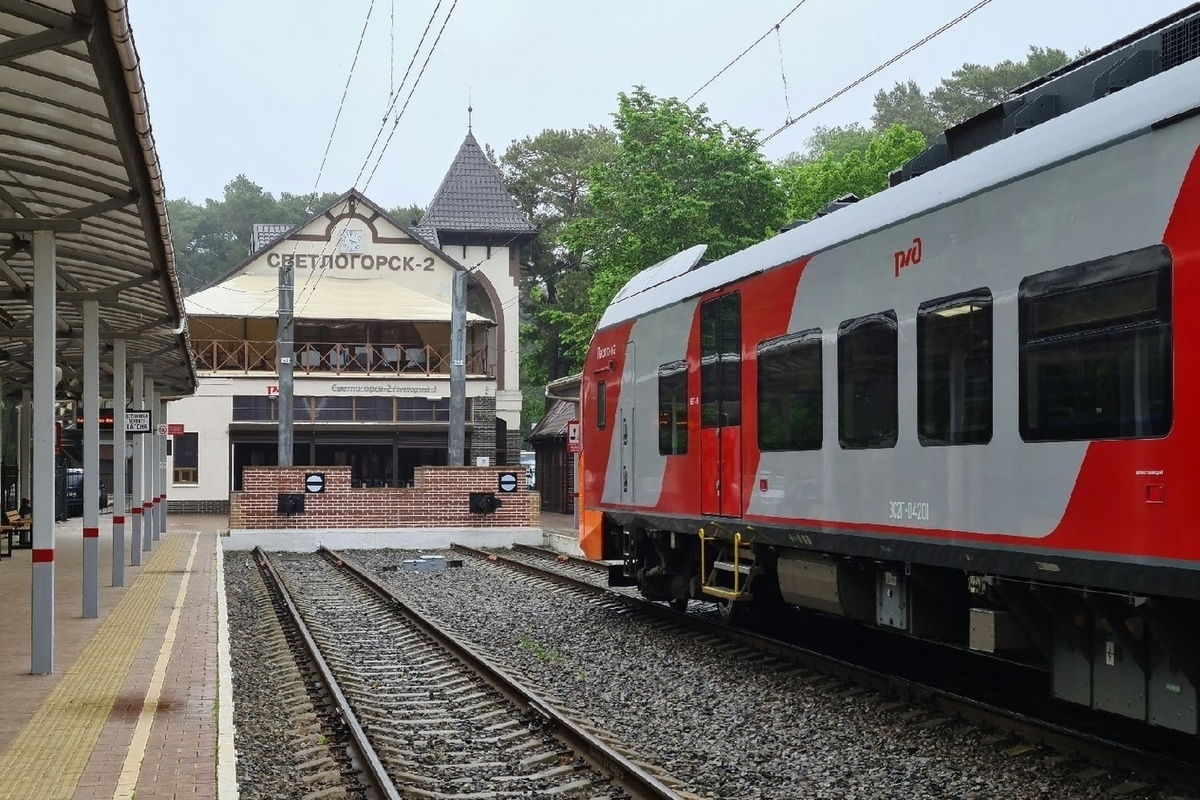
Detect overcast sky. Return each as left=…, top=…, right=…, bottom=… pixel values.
left=131, top=0, right=1188, bottom=211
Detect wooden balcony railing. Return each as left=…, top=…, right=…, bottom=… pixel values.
left=194, top=341, right=491, bottom=377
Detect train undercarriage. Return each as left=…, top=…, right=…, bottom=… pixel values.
left=609, top=521, right=1200, bottom=736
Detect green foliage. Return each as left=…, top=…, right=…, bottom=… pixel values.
left=871, top=80, right=942, bottom=143
left=389, top=203, right=426, bottom=228
left=781, top=124, right=877, bottom=165
left=872, top=47, right=1074, bottom=140
left=498, top=126, right=620, bottom=438
left=518, top=634, right=563, bottom=665
left=777, top=125, right=927, bottom=222
left=560, top=87, right=787, bottom=361
left=169, top=176, right=340, bottom=294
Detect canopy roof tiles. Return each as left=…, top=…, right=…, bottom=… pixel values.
left=0, top=0, right=196, bottom=397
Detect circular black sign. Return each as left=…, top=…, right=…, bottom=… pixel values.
left=498, top=472, right=518, bottom=493
left=305, top=473, right=326, bottom=493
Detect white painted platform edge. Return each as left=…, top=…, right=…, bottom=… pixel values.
left=215, top=540, right=239, bottom=798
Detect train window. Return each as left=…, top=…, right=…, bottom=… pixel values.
left=757, top=329, right=822, bottom=451
left=1019, top=245, right=1171, bottom=441
left=658, top=360, right=689, bottom=455
left=596, top=381, right=607, bottom=431
left=917, top=291, right=993, bottom=446
left=838, top=311, right=898, bottom=449
left=700, top=292, right=742, bottom=428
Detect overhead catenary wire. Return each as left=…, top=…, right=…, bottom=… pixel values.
left=758, top=0, right=996, bottom=145
left=361, top=0, right=459, bottom=193
left=310, top=0, right=377, bottom=199
left=354, top=0, right=449, bottom=190
left=686, top=0, right=811, bottom=103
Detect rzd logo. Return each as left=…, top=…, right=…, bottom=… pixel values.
left=893, top=237, right=923, bottom=277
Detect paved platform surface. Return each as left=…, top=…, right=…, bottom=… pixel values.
left=0, top=510, right=580, bottom=799
left=0, top=513, right=228, bottom=799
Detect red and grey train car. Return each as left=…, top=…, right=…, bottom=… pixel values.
left=580, top=9, right=1200, bottom=733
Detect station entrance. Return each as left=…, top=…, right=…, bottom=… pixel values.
left=231, top=434, right=456, bottom=490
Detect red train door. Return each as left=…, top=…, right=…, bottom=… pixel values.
left=699, top=293, right=742, bottom=517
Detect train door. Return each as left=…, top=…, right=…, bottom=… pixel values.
left=699, top=293, right=742, bottom=517
left=620, top=341, right=635, bottom=504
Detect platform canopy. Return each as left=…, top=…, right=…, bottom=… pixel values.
left=0, top=0, right=195, bottom=397
left=186, top=273, right=493, bottom=325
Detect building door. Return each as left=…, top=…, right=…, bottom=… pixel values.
left=619, top=341, right=635, bottom=504
left=699, top=293, right=742, bottom=517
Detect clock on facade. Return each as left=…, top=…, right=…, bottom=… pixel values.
left=338, top=228, right=364, bottom=253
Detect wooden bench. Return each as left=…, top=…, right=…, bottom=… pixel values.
left=2, top=510, right=31, bottom=550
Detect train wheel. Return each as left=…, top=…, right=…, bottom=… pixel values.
left=669, top=597, right=689, bottom=612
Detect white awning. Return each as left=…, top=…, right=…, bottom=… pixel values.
left=185, top=274, right=493, bottom=324
left=0, top=0, right=196, bottom=396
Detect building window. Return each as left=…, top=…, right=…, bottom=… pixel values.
left=313, top=397, right=353, bottom=421
left=354, top=397, right=394, bottom=421
left=173, top=432, right=198, bottom=485
left=838, top=311, right=898, bottom=449
left=758, top=329, right=822, bottom=451
left=1019, top=245, right=1171, bottom=441
left=232, top=396, right=276, bottom=422
left=700, top=292, right=741, bottom=427
left=658, top=360, right=688, bottom=455
left=917, top=291, right=992, bottom=445
left=597, top=381, right=607, bottom=430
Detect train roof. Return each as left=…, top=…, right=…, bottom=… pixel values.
left=596, top=50, right=1200, bottom=332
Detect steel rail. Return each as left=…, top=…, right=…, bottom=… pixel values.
left=254, top=548, right=401, bottom=800
left=320, top=545, right=684, bottom=800
left=454, top=544, right=1200, bottom=792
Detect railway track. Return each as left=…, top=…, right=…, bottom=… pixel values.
left=253, top=546, right=690, bottom=799
left=454, top=543, right=1200, bottom=793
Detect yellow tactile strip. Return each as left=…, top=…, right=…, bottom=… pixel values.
left=0, top=534, right=187, bottom=799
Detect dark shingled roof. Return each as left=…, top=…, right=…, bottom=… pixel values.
left=529, top=398, right=576, bottom=441
left=420, top=131, right=537, bottom=237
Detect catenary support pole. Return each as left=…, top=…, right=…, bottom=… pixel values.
left=448, top=268, right=466, bottom=466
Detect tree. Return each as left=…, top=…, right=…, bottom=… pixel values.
left=169, top=177, right=340, bottom=294
left=930, top=46, right=1072, bottom=127
left=872, top=47, right=1075, bottom=141
left=560, top=88, right=787, bottom=361
left=778, top=124, right=927, bottom=222
left=781, top=124, right=878, bottom=165
left=871, top=80, right=942, bottom=143
left=497, top=126, right=619, bottom=429
left=388, top=203, right=425, bottom=228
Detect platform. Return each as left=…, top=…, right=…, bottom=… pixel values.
left=0, top=514, right=231, bottom=799
left=0, top=510, right=581, bottom=798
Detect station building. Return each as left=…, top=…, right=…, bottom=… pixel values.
left=167, top=133, right=535, bottom=513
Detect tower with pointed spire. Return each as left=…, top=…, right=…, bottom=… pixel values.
left=418, top=129, right=536, bottom=462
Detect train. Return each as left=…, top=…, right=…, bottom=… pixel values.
left=579, top=7, right=1200, bottom=735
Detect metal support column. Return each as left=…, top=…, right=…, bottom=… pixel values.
left=31, top=230, right=56, bottom=674
left=277, top=255, right=294, bottom=466
left=448, top=268, right=467, bottom=466
left=82, top=300, right=99, bottom=618
left=156, top=397, right=166, bottom=538
left=18, top=388, right=30, bottom=505
left=130, top=361, right=143, bottom=566
left=112, top=339, right=126, bottom=586
left=143, top=378, right=154, bottom=550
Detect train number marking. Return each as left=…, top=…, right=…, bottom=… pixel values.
left=888, top=500, right=930, bottom=521
left=595, top=344, right=617, bottom=361
left=893, top=237, right=923, bottom=277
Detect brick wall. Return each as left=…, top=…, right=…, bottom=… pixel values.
left=169, top=499, right=230, bottom=515
left=230, top=465, right=539, bottom=530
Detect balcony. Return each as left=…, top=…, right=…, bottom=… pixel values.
left=194, top=340, right=491, bottom=377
